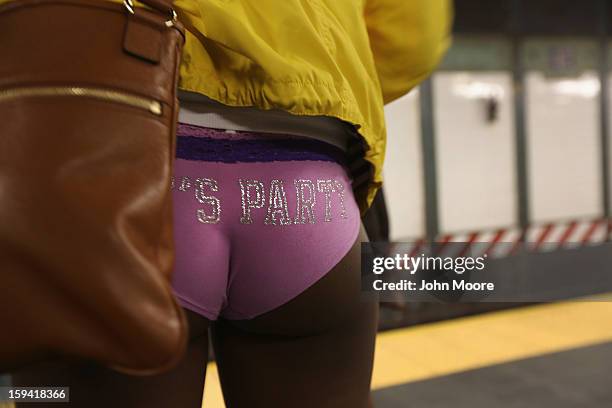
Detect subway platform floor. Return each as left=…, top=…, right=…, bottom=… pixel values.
left=374, top=342, right=612, bottom=407
left=203, top=299, right=612, bottom=407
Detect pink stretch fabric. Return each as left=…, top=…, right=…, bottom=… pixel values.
left=171, top=124, right=361, bottom=320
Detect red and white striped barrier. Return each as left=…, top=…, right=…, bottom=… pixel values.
left=398, top=218, right=611, bottom=260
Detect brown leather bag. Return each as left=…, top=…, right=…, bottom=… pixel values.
left=0, top=0, right=188, bottom=375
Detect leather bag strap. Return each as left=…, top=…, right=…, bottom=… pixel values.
left=138, top=0, right=174, bottom=14
left=121, top=0, right=183, bottom=63
left=125, top=0, right=176, bottom=19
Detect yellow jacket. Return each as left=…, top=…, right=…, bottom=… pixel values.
left=173, top=0, right=452, bottom=212
left=4, top=0, right=452, bottom=211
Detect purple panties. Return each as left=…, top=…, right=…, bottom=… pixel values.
left=171, top=124, right=361, bottom=320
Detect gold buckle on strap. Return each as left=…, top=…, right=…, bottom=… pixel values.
left=165, top=9, right=178, bottom=27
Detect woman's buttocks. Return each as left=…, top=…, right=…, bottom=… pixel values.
left=171, top=122, right=361, bottom=322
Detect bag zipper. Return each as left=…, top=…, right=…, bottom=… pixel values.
left=0, top=86, right=162, bottom=116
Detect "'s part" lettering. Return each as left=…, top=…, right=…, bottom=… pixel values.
left=172, top=176, right=349, bottom=226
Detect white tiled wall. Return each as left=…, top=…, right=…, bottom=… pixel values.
left=433, top=72, right=518, bottom=233
left=526, top=71, right=603, bottom=223
left=382, top=90, right=426, bottom=240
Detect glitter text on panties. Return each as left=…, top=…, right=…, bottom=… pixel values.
left=172, top=176, right=349, bottom=226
